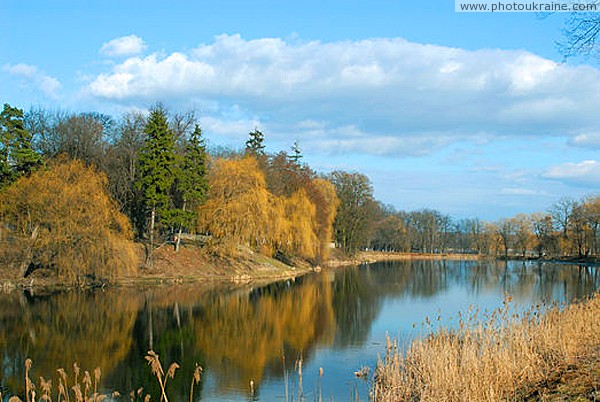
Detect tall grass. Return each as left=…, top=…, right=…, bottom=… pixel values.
left=373, top=293, right=600, bottom=401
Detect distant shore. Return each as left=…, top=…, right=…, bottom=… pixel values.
left=326, top=250, right=483, bottom=268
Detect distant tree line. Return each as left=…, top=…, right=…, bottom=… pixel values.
left=364, top=196, right=600, bottom=259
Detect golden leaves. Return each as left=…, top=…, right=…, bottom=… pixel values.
left=0, top=159, right=138, bottom=282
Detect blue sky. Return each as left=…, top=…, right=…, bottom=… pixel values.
left=2, top=1, right=600, bottom=220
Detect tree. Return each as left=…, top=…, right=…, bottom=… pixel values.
left=197, top=156, right=272, bottom=253
left=513, top=214, right=533, bottom=258
left=137, top=105, right=177, bottom=264
left=496, top=218, right=516, bottom=259
left=0, top=104, right=43, bottom=186
left=290, top=141, right=302, bottom=164
left=531, top=212, right=558, bottom=257
left=172, top=124, right=208, bottom=252
left=560, top=11, right=600, bottom=58
left=0, top=159, right=137, bottom=283
left=103, top=111, right=146, bottom=230
left=329, top=171, right=376, bottom=255
left=245, top=128, right=266, bottom=157
left=308, top=178, right=339, bottom=262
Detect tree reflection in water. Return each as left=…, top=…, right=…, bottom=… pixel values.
left=0, top=260, right=598, bottom=401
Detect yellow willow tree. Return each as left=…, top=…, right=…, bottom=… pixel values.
left=309, top=178, right=339, bottom=262
left=280, top=189, right=319, bottom=260
left=0, top=158, right=138, bottom=283
left=197, top=156, right=273, bottom=253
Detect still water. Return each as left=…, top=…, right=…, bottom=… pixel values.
left=0, top=260, right=599, bottom=401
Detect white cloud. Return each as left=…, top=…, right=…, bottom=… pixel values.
left=100, top=35, right=146, bottom=57
left=544, top=160, right=600, bottom=186
left=569, top=133, right=600, bottom=148
left=499, top=187, right=545, bottom=196
left=85, top=34, right=600, bottom=156
left=4, top=63, right=61, bottom=97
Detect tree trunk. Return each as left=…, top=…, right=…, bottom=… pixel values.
left=19, top=225, right=39, bottom=278
left=147, top=206, right=155, bottom=266
left=175, top=200, right=186, bottom=253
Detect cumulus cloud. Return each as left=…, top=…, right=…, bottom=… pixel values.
left=544, top=160, right=600, bottom=186
left=85, top=34, right=600, bottom=156
left=100, top=35, right=146, bottom=57
left=4, top=63, right=61, bottom=97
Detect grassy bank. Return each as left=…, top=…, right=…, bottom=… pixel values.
left=373, top=293, right=600, bottom=401
left=0, top=243, right=314, bottom=293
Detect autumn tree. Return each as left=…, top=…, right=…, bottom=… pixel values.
left=0, top=104, right=43, bottom=186
left=308, top=178, right=339, bottom=262
left=280, top=189, right=319, bottom=260
left=0, top=159, right=137, bottom=283
left=137, top=105, right=177, bottom=264
left=197, top=156, right=272, bottom=253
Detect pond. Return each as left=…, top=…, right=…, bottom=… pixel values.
left=0, top=259, right=598, bottom=401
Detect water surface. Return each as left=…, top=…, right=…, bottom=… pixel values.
left=0, top=259, right=598, bottom=401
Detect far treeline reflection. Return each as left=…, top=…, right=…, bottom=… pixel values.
left=0, top=260, right=598, bottom=399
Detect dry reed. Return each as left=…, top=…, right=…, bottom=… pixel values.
left=373, top=293, right=600, bottom=401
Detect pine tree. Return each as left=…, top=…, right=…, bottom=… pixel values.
left=137, top=105, right=176, bottom=264
left=245, top=128, right=266, bottom=156
left=289, top=140, right=302, bottom=164
left=173, top=124, right=208, bottom=252
left=0, top=103, right=43, bottom=186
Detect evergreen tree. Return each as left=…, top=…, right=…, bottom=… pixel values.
left=0, top=103, right=43, bottom=186
left=245, top=128, right=266, bottom=156
left=136, top=105, right=176, bottom=264
left=290, top=140, right=302, bottom=164
left=173, top=124, right=208, bottom=251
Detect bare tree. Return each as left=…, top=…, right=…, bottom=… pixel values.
left=560, top=9, right=600, bottom=58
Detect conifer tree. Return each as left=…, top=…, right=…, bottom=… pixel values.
left=289, top=140, right=302, bottom=164
left=0, top=103, right=43, bottom=186
left=245, top=128, right=266, bottom=156
left=137, top=105, right=176, bottom=264
left=173, top=124, right=208, bottom=252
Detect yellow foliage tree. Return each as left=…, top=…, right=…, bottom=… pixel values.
left=0, top=159, right=138, bottom=283
left=197, top=156, right=272, bottom=252
left=279, top=189, right=319, bottom=260
left=198, top=156, right=339, bottom=262
left=309, top=178, right=339, bottom=262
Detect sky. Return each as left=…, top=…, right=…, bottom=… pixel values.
left=2, top=0, right=600, bottom=221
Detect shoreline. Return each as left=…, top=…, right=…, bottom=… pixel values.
left=2, top=249, right=598, bottom=294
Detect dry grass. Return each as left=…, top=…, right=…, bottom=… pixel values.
left=7, top=353, right=202, bottom=402
left=373, top=293, right=600, bottom=401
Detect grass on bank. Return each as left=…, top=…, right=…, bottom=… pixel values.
left=373, top=293, right=600, bottom=401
